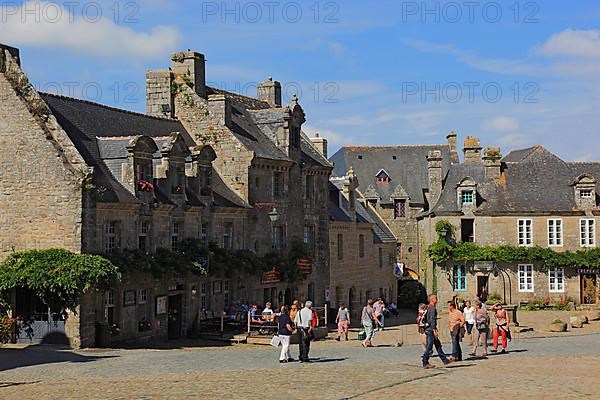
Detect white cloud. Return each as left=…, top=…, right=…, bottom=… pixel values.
left=537, top=29, right=600, bottom=58
left=482, top=116, right=520, bottom=133
left=0, top=1, right=181, bottom=61
left=494, top=134, right=532, bottom=149
left=303, top=124, right=354, bottom=151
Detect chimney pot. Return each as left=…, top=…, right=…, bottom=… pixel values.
left=171, top=51, right=207, bottom=98
left=463, top=136, right=482, bottom=165
left=257, top=77, right=282, bottom=107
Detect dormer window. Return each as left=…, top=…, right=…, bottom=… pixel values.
left=573, top=174, right=597, bottom=209
left=136, top=163, right=154, bottom=193
left=376, top=170, right=391, bottom=185
left=172, top=165, right=185, bottom=194
left=127, top=136, right=158, bottom=196
left=456, top=177, right=477, bottom=209
left=461, top=191, right=474, bottom=206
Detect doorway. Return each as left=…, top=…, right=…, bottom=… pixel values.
left=581, top=274, right=598, bottom=304
left=167, top=294, right=183, bottom=339
left=477, top=276, right=489, bottom=302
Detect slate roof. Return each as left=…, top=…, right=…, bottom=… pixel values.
left=40, top=93, right=246, bottom=207
left=501, top=146, right=536, bottom=163
left=330, top=145, right=452, bottom=206
left=328, top=179, right=397, bottom=244
left=427, top=145, right=600, bottom=216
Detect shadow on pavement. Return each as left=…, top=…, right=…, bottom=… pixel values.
left=0, top=345, right=116, bottom=373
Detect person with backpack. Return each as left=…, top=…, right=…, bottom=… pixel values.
left=469, top=301, right=490, bottom=357
left=421, top=294, right=451, bottom=369
left=361, top=299, right=380, bottom=347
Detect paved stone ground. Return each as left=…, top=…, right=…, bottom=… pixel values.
left=1, top=333, right=599, bottom=399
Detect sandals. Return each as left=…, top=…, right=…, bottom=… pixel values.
left=468, top=352, right=476, bottom=357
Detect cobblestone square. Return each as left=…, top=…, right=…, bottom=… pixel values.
left=1, top=332, right=599, bottom=399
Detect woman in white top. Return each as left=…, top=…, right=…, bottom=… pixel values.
left=463, top=300, right=476, bottom=344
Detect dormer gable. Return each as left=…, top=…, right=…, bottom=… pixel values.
left=573, top=174, right=597, bottom=210
left=375, top=169, right=391, bottom=185
left=156, top=132, right=191, bottom=198
left=125, top=135, right=159, bottom=198
left=457, top=176, right=477, bottom=210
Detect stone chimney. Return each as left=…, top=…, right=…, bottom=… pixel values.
left=171, top=51, right=206, bottom=98
left=463, top=136, right=482, bottom=165
left=343, top=167, right=359, bottom=221
left=146, top=70, right=174, bottom=118
left=310, top=133, right=328, bottom=158
left=446, top=131, right=459, bottom=163
left=483, top=147, right=502, bottom=179
left=208, top=94, right=231, bottom=126
left=0, top=44, right=20, bottom=72
left=257, top=77, right=282, bottom=107
left=427, top=150, right=443, bottom=207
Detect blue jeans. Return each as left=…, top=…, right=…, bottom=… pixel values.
left=422, top=330, right=448, bottom=366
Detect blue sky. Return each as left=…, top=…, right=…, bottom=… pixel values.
left=2, top=0, right=600, bottom=160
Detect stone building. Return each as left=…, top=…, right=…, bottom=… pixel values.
left=329, top=135, right=458, bottom=302
left=328, top=170, right=397, bottom=321
left=0, top=44, right=331, bottom=347
left=147, top=51, right=333, bottom=307
left=418, top=138, right=600, bottom=306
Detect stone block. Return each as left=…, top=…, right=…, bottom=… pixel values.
left=570, top=316, right=584, bottom=328
left=549, top=322, right=567, bottom=332
left=585, top=310, right=600, bottom=321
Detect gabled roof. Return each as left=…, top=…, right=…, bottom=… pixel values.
left=40, top=93, right=246, bottom=207
left=330, top=145, right=452, bottom=205
left=501, top=146, right=537, bottom=163
left=427, top=145, right=600, bottom=216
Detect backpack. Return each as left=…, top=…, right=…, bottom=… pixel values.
left=417, top=306, right=429, bottom=329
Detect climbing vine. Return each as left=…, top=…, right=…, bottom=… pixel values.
left=427, top=220, right=600, bottom=272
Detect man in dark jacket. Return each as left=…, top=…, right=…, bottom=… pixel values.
left=422, top=294, right=451, bottom=369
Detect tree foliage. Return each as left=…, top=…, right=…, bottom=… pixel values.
left=0, top=249, right=120, bottom=305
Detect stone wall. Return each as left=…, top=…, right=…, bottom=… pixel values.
left=329, top=221, right=397, bottom=321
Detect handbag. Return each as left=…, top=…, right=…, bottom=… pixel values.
left=476, top=322, right=488, bottom=331
left=270, top=335, right=281, bottom=347
left=358, top=330, right=366, bottom=341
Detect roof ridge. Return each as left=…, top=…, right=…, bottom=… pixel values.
left=40, top=92, right=180, bottom=122
left=342, top=144, right=450, bottom=149
left=208, top=87, right=271, bottom=109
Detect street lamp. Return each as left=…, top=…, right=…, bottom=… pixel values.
left=438, top=227, right=448, bottom=239
left=268, top=207, right=280, bottom=224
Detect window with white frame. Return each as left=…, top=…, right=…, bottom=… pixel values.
left=138, top=289, right=148, bottom=304
left=580, top=219, right=595, bottom=247
left=547, top=219, right=563, bottom=247
left=104, top=290, right=115, bottom=324
left=200, top=223, right=209, bottom=247
left=171, top=222, right=181, bottom=251
left=518, top=264, right=534, bottom=292
left=303, top=225, right=315, bottom=253
left=224, top=280, right=230, bottom=308
left=548, top=267, right=565, bottom=292
left=518, top=219, right=533, bottom=246
left=461, top=190, right=474, bottom=206
left=452, top=265, right=467, bottom=291
left=104, top=221, right=119, bottom=253
left=200, top=283, right=207, bottom=310
left=581, top=189, right=594, bottom=199
left=223, top=222, right=234, bottom=249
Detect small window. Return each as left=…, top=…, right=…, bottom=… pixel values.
left=273, top=171, right=284, bottom=199
left=200, top=283, right=207, bottom=310
left=461, top=190, right=474, bottom=206
left=452, top=265, right=466, bottom=291
left=337, top=234, right=344, bottom=260
left=305, top=175, right=314, bottom=201
left=581, top=189, right=593, bottom=199
left=378, top=248, right=383, bottom=268
left=200, top=223, right=209, bottom=247
left=376, top=170, right=391, bottom=184
left=303, top=225, right=315, bottom=254
left=358, top=155, right=363, bottom=160
left=138, top=289, right=148, bottom=304
left=224, top=280, right=230, bottom=308
left=223, top=222, right=234, bottom=249
left=367, top=199, right=377, bottom=208
left=580, top=219, right=595, bottom=247
left=518, top=219, right=533, bottom=247
left=359, top=234, right=365, bottom=258
left=104, top=221, right=118, bottom=253
left=171, top=223, right=181, bottom=251
left=394, top=199, right=406, bottom=219
left=272, top=225, right=286, bottom=252
left=392, top=156, right=397, bottom=160
left=518, top=264, right=534, bottom=292
left=138, top=221, right=149, bottom=251
left=548, top=219, right=563, bottom=247
left=548, top=267, right=565, bottom=292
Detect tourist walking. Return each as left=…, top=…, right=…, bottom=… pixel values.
left=294, top=300, right=314, bottom=362
left=463, top=300, right=476, bottom=345
left=277, top=306, right=294, bottom=363
left=421, top=294, right=451, bottom=369
left=469, top=301, right=490, bottom=357
left=491, top=302, right=510, bottom=353
left=335, top=303, right=351, bottom=341
left=361, top=299, right=380, bottom=347
left=417, top=303, right=428, bottom=352
left=448, top=301, right=465, bottom=361
left=374, top=298, right=385, bottom=331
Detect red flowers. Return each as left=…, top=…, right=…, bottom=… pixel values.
left=138, top=180, right=155, bottom=192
